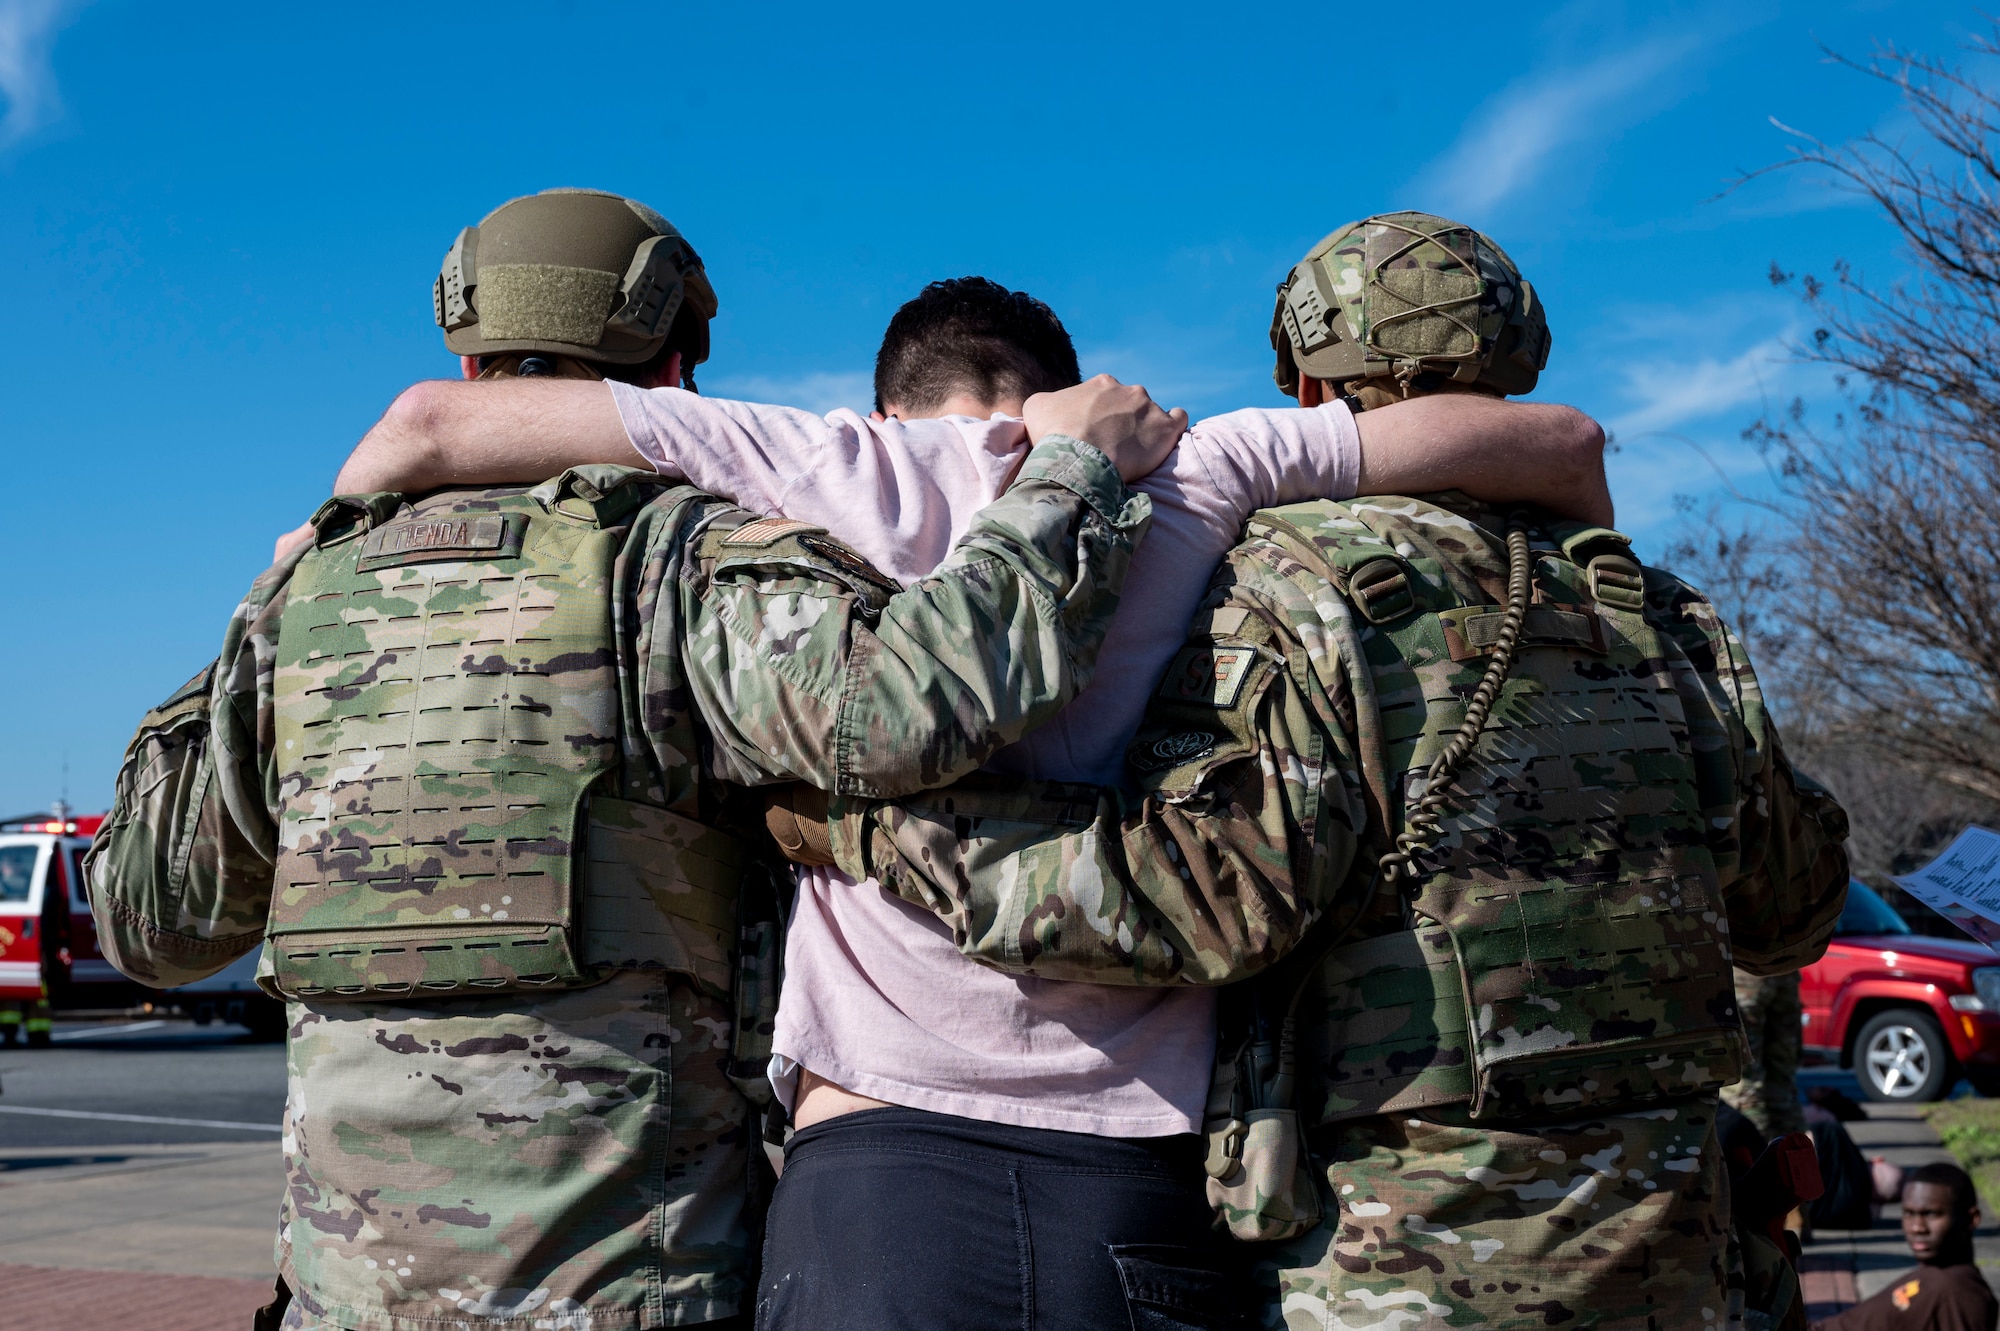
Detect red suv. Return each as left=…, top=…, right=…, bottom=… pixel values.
left=1802, top=881, right=2000, bottom=1102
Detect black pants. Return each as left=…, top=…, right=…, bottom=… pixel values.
left=754, top=1107, right=1243, bottom=1331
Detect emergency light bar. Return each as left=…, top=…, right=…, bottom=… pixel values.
left=0, top=816, right=80, bottom=834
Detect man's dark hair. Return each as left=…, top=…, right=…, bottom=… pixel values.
left=873, top=277, right=1081, bottom=415
left=1907, top=1161, right=1980, bottom=1215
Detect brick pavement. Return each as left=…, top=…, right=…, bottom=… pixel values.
left=0, top=1141, right=284, bottom=1328
left=0, top=1261, right=276, bottom=1331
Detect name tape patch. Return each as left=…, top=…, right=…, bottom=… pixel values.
left=1156, top=644, right=1257, bottom=709
left=357, top=513, right=522, bottom=571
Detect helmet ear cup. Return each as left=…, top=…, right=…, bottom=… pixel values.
left=434, top=227, right=479, bottom=333
left=1271, top=285, right=1302, bottom=397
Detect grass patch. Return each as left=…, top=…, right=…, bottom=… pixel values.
left=1922, top=1099, right=2000, bottom=1214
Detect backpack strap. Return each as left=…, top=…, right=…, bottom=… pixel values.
left=1245, top=503, right=1429, bottom=626
left=1547, top=520, right=1646, bottom=613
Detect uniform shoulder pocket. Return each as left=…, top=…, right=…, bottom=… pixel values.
left=699, top=514, right=900, bottom=613
left=128, top=661, right=218, bottom=799
left=91, top=659, right=223, bottom=908
left=1128, top=606, right=1281, bottom=801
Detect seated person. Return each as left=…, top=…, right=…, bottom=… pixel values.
left=1815, top=1162, right=1998, bottom=1331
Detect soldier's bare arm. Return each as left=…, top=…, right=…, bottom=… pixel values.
left=84, top=557, right=301, bottom=985
left=335, top=376, right=1184, bottom=496
left=337, top=379, right=632, bottom=496
left=666, top=436, right=1155, bottom=798
left=1349, top=397, right=1611, bottom=526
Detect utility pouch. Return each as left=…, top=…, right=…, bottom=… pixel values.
left=1205, top=1107, right=1322, bottom=1242
left=1201, top=991, right=1325, bottom=1242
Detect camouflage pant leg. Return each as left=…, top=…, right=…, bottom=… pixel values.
left=1255, top=1101, right=1732, bottom=1330
left=280, top=971, right=758, bottom=1330
left=1721, top=971, right=1805, bottom=1138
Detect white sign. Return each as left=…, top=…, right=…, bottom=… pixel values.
left=1892, top=825, right=2000, bottom=952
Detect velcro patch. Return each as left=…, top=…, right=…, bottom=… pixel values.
left=357, top=513, right=522, bottom=571
left=723, top=518, right=825, bottom=548
left=1438, top=603, right=1606, bottom=662
left=1156, top=644, right=1258, bottom=708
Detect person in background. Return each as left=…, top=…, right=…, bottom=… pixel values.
left=1815, top=1162, right=1997, bottom=1331
left=1730, top=967, right=1808, bottom=1136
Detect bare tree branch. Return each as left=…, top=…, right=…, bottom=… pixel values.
left=1707, top=26, right=2000, bottom=871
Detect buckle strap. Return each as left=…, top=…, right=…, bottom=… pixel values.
left=1348, top=557, right=1416, bottom=624
left=1587, top=552, right=1646, bottom=611
left=1549, top=521, right=1647, bottom=612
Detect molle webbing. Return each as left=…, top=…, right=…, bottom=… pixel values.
left=1245, top=498, right=1745, bottom=1124
left=581, top=796, right=744, bottom=997
left=265, top=470, right=741, bottom=1000
left=1309, top=901, right=1743, bottom=1123
left=1310, top=928, right=1471, bottom=1118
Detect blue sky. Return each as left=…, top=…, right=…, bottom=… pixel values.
left=0, top=0, right=1964, bottom=814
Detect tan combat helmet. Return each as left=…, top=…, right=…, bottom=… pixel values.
left=1270, top=211, right=1550, bottom=400
left=434, top=188, right=718, bottom=383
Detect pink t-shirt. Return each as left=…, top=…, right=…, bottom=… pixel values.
left=611, top=383, right=1360, bottom=1136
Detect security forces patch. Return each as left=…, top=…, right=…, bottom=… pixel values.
left=1131, top=730, right=1217, bottom=772
left=1156, top=644, right=1257, bottom=708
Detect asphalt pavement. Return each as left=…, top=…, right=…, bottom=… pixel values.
left=0, top=1015, right=288, bottom=1316
left=0, top=1015, right=285, bottom=1148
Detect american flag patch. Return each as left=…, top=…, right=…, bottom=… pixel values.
left=723, top=517, right=825, bottom=547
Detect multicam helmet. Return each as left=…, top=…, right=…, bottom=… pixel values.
left=1270, top=211, right=1549, bottom=398
left=434, top=188, right=718, bottom=372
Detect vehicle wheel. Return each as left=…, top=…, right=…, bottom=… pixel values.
left=239, top=997, right=289, bottom=1043
left=1856, top=1009, right=1954, bottom=1102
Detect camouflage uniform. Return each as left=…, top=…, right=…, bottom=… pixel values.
left=87, top=441, right=1146, bottom=1331
left=828, top=492, right=1849, bottom=1330
left=1723, top=970, right=1806, bottom=1138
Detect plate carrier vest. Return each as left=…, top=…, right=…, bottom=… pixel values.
left=261, top=467, right=761, bottom=1011
left=1245, top=498, right=1746, bottom=1127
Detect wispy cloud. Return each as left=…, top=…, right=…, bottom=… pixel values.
left=1609, top=334, right=1793, bottom=438
left=703, top=369, right=874, bottom=415
left=1559, top=291, right=1813, bottom=546
left=1411, top=33, right=1706, bottom=217
left=0, top=0, right=81, bottom=149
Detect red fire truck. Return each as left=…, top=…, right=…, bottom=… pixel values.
left=0, top=807, right=117, bottom=1043
left=0, top=806, right=285, bottom=1042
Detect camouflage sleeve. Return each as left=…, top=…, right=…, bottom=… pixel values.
left=84, top=556, right=299, bottom=986
left=1648, top=572, right=1850, bottom=976
left=826, top=551, right=1372, bottom=985
left=674, top=435, right=1152, bottom=797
